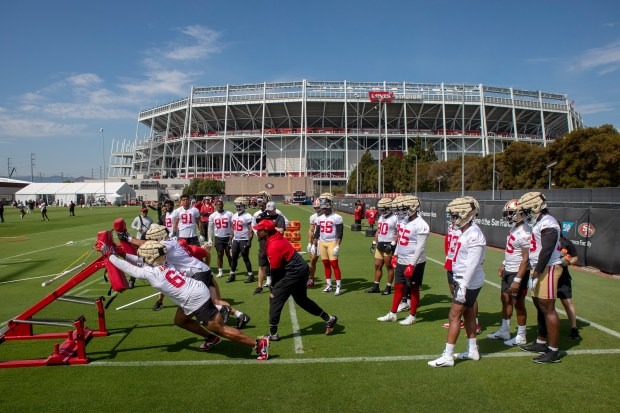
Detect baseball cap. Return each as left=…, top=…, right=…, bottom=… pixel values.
left=141, top=208, right=148, bottom=212
left=265, top=201, right=276, bottom=211
left=253, top=219, right=276, bottom=231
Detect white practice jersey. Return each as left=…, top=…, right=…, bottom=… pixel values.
left=161, top=239, right=210, bottom=277
left=445, top=224, right=461, bottom=263
left=309, top=212, right=319, bottom=227
left=110, top=255, right=210, bottom=315
left=503, top=223, right=532, bottom=273
left=452, top=223, right=486, bottom=289
left=317, top=212, right=343, bottom=242
left=163, top=210, right=178, bottom=235
left=395, top=215, right=429, bottom=265
left=376, top=213, right=399, bottom=243
left=175, top=206, right=201, bottom=238
left=529, top=214, right=562, bottom=269
left=251, top=208, right=289, bottom=233
left=232, top=211, right=253, bottom=240
left=209, top=210, right=233, bottom=238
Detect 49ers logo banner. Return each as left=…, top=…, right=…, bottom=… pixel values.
left=368, top=91, right=393, bottom=102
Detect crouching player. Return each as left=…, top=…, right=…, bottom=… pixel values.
left=99, top=240, right=269, bottom=361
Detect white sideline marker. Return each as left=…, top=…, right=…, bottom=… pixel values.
left=116, top=293, right=160, bottom=310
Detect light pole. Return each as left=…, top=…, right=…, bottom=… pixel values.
left=413, top=153, right=418, bottom=195
left=99, top=128, right=107, bottom=206
left=437, top=175, right=444, bottom=192
left=491, top=136, right=496, bottom=200
left=355, top=94, right=360, bottom=196
left=328, top=147, right=332, bottom=194
left=546, top=161, right=558, bottom=190
left=377, top=100, right=382, bottom=198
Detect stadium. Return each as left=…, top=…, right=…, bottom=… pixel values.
left=109, top=80, right=583, bottom=188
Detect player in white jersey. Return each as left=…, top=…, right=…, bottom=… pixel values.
left=310, top=194, right=344, bottom=295
left=173, top=194, right=203, bottom=246
left=391, top=196, right=411, bottom=312
left=517, top=192, right=563, bottom=364
left=377, top=195, right=428, bottom=325
left=161, top=199, right=178, bottom=236
left=207, top=199, right=233, bottom=278
left=306, top=198, right=322, bottom=287
left=367, top=198, right=399, bottom=295
left=99, top=240, right=269, bottom=361
left=487, top=199, right=531, bottom=346
left=227, top=197, right=254, bottom=283
left=429, top=197, right=486, bottom=367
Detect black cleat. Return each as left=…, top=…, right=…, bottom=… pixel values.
left=236, top=314, right=251, bottom=329
left=264, top=333, right=280, bottom=341
left=381, top=285, right=392, bottom=295
left=244, top=275, right=255, bottom=284
left=325, top=315, right=338, bottom=335
left=152, top=300, right=164, bottom=311
left=226, top=273, right=236, bottom=283
left=253, top=287, right=263, bottom=295
left=366, top=285, right=380, bottom=293
left=533, top=350, right=561, bottom=364
left=520, top=342, right=548, bottom=354
left=569, top=328, right=581, bottom=340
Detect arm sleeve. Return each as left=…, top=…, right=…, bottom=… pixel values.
left=410, top=233, right=429, bottom=265
left=207, top=220, right=214, bottom=241
left=535, top=228, right=559, bottom=273
left=460, top=244, right=485, bottom=288
left=565, top=239, right=578, bottom=257
left=313, top=224, right=320, bottom=242
left=336, top=224, right=344, bottom=241
left=109, top=255, right=149, bottom=280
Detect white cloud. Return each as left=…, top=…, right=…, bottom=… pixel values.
left=0, top=114, right=86, bottom=137
left=66, top=73, right=103, bottom=87
left=572, top=40, right=620, bottom=74
left=163, top=25, right=223, bottom=61
left=576, top=102, right=616, bottom=115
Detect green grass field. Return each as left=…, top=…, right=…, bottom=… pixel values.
left=1, top=204, right=619, bottom=413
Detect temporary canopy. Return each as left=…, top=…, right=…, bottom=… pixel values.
left=15, top=182, right=135, bottom=205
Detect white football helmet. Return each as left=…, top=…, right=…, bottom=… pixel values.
left=518, top=191, right=547, bottom=226
left=320, top=192, right=334, bottom=201
left=319, top=197, right=333, bottom=211
left=446, top=197, right=478, bottom=229
left=138, top=241, right=168, bottom=266
left=377, top=197, right=393, bottom=217
left=399, top=195, right=421, bottom=217
left=502, top=199, right=523, bottom=224
left=313, top=198, right=322, bottom=211
left=391, top=196, right=403, bottom=217
left=234, top=196, right=247, bottom=212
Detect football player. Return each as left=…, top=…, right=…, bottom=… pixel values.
left=487, top=199, right=531, bottom=346
left=227, top=197, right=254, bottom=283
left=207, top=199, right=233, bottom=278
left=173, top=194, right=203, bottom=246
left=306, top=198, right=322, bottom=287
left=429, top=197, right=486, bottom=367
left=367, top=197, right=399, bottom=295
left=99, top=240, right=269, bottom=361
left=377, top=195, right=428, bottom=325
left=310, top=193, right=344, bottom=296
left=518, top=192, right=563, bottom=364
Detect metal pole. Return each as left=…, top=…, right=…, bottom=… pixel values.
left=414, top=154, right=418, bottom=196
left=377, top=101, right=381, bottom=198
left=356, top=98, right=360, bottom=197
left=492, top=137, right=495, bottom=200
left=548, top=168, right=551, bottom=190
left=329, top=147, right=332, bottom=193
left=100, top=128, right=107, bottom=206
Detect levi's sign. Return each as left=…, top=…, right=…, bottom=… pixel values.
left=368, top=91, right=394, bottom=102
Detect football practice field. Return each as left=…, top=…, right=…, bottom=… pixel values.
left=0, top=203, right=618, bottom=413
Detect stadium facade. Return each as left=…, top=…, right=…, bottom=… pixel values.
left=108, top=80, right=583, bottom=186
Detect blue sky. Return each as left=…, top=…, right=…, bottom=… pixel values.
left=1, top=0, right=619, bottom=179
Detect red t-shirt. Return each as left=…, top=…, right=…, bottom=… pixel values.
left=265, top=232, right=308, bottom=282
left=366, top=209, right=378, bottom=225
left=200, top=203, right=215, bottom=223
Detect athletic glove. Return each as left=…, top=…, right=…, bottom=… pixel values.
left=455, top=283, right=467, bottom=303
left=370, top=242, right=377, bottom=254
left=391, top=255, right=398, bottom=269
left=307, top=243, right=312, bottom=253
left=171, top=231, right=178, bottom=241
left=310, top=245, right=317, bottom=256
left=528, top=276, right=538, bottom=292
left=332, top=246, right=340, bottom=257
left=206, top=240, right=213, bottom=248
left=199, top=235, right=205, bottom=243
left=99, top=243, right=116, bottom=258
left=561, top=254, right=571, bottom=267
left=386, top=241, right=396, bottom=254
left=116, top=231, right=132, bottom=243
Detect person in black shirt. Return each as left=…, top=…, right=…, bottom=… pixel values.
left=558, top=234, right=580, bottom=339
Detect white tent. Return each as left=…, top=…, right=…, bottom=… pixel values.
left=15, top=182, right=135, bottom=206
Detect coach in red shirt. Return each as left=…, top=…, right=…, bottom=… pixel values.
left=253, top=219, right=338, bottom=340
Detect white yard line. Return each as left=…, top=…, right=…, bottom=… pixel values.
left=425, top=257, right=620, bottom=339
left=116, top=293, right=161, bottom=310
left=287, top=297, right=304, bottom=354
left=84, top=348, right=620, bottom=367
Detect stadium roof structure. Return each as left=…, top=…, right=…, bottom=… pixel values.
left=108, top=80, right=583, bottom=184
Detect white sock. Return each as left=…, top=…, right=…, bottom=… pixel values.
left=235, top=311, right=244, bottom=319
left=536, top=338, right=547, bottom=345
left=468, top=338, right=478, bottom=352
left=501, top=319, right=511, bottom=331
left=266, top=276, right=272, bottom=284
left=336, top=280, right=341, bottom=288
left=517, top=325, right=527, bottom=336
left=218, top=268, right=223, bottom=275
left=326, top=279, right=332, bottom=287
left=248, top=272, right=253, bottom=277
left=445, top=343, right=455, bottom=357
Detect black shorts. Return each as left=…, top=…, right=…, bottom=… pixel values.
left=501, top=270, right=529, bottom=295
left=193, top=270, right=214, bottom=288
left=377, top=241, right=394, bottom=254
left=394, top=261, right=426, bottom=286
left=451, top=281, right=482, bottom=308
left=181, top=236, right=199, bottom=246
left=557, top=272, right=572, bottom=299
left=215, top=236, right=230, bottom=254
left=258, top=238, right=268, bottom=267
left=191, top=299, right=219, bottom=325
